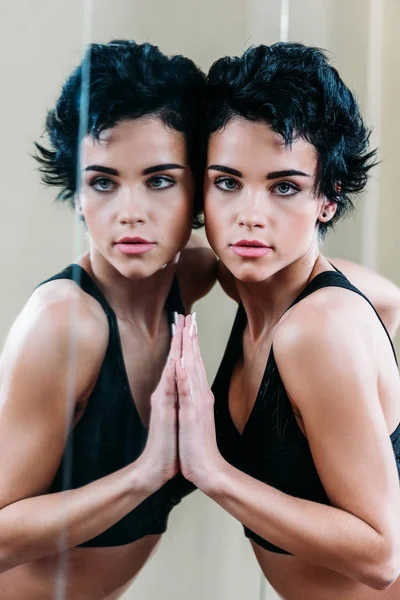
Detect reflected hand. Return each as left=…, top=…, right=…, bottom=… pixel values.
left=136, top=316, right=181, bottom=491
left=176, top=314, right=225, bottom=491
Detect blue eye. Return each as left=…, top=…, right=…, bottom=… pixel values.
left=90, top=177, right=116, bottom=192
left=273, top=181, right=300, bottom=196
left=215, top=177, right=241, bottom=192
left=147, top=176, right=175, bottom=190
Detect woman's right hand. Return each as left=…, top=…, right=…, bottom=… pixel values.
left=136, top=315, right=183, bottom=491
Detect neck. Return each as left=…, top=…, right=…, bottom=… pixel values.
left=78, top=250, right=177, bottom=339
left=235, top=249, right=330, bottom=343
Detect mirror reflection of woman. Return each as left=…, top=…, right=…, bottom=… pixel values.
left=0, top=40, right=215, bottom=599
left=175, top=43, right=400, bottom=600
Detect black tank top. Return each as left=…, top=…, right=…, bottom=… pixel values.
left=39, top=264, right=195, bottom=547
left=212, top=270, right=400, bottom=554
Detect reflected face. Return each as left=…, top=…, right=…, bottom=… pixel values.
left=204, top=119, right=335, bottom=283
left=78, top=117, right=194, bottom=280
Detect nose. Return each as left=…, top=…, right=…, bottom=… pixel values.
left=237, top=188, right=267, bottom=229
left=118, top=187, right=147, bottom=226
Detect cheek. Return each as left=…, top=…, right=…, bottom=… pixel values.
left=172, top=192, right=193, bottom=225
left=281, top=199, right=318, bottom=229
left=163, top=196, right=193, bottom=245
left=81, top=202, right=107, bottom=230
left=204, top=212, right=223, bottom=252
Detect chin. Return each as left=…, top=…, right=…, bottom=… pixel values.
left=224, top=257, right=277, bottom=284
left=109, top=259, right=157, bottom=282
left=237, top=273, right=270, bottom=284
left=111, top=247, right=177, bottom=280
left=228, top=266, right=269, bottom=284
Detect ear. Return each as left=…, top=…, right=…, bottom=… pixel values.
left=318, top=197, right=337, bottom=224
left=74, top=194, right=84, bottom=218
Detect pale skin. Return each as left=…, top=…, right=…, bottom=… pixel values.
left=0, top=117, right=215, bottom=600
left=0, top=116, right=399, bottom=600
left=173, top=119, right=400, bottom=600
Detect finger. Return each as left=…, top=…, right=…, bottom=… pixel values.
left=192, top=326, right=208, bottom=383
left=182, top=314, right=195, bottom=368
left=182, top=316, right=204, bottom=405
left=169, top=313, right=184, bottom=362
left=162, top=357, right=177, bottom=397
left=176, top=359, right=192, bottom=406
left=189, top=311, right=197, bottom=338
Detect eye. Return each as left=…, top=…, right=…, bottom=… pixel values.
left=215, top=177, right=241, bottom=192
left=146, top=176, right=175, bottom=190
left=272, top=181, right=300, bottom=196
left=90, top=177, right=116, bottom=192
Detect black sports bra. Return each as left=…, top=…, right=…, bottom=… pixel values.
left=212, top=270, right=400, bottom=554
left=39, top=264, right=195, bottom=547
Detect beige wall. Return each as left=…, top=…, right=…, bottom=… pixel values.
left=379, top=0, right=400, bottom=356
left=1, top=2, right=399, bottom=600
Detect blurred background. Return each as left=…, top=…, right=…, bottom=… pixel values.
left=0, top=1, right=398, bottom=598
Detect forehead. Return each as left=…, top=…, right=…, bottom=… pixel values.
left=208, top=118, right=318, bottom=175
left=81, top=117, right=187, bottom=168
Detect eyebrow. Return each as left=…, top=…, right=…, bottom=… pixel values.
left=85, top=165, right=119, bottom=175
left=267, top=170, right=310, bottom=179
left=84, top=163, right=185, bottom=176
left=208, top=165, right=310, bottom=179
left=142, top=163, right=185, bottom=175
left=208, top=165, right=243, bottom=177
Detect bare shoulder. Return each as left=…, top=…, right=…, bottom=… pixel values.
left=273, top=285, right=377, bottom=371
left=26, top=278, right=107, bottom=348
left=177, top=234, right=218, bottom=311
left=1, top=277, right=109, bottom=405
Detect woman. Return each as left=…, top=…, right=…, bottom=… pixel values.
left=0, top=39, right=398, bottom=600
left=175, top=43, right=400, bottom=600
left=0, top=39, right=215, bottom=599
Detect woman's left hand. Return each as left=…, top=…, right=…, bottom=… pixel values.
left=175, top=314, right=225, bottom=491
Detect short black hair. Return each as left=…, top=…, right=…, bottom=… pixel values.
left=35, top=39, right=205, bottom=228
left=204, top=42, right=377, bottom=235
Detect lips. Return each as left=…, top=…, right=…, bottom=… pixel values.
left=230, top=239, right=272, bottom=258
left=233, top=239, right=269, bottom=248
left=114, top=237, right=157, bottom=255
left=116, top=236, right=154, bottom=245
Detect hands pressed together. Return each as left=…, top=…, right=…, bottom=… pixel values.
left=140, top=313, right=225, bottom=493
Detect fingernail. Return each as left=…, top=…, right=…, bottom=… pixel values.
left=192, top=312, right=198, bottom=334
left=172, top=323, right=176, bottom=337
left=189, top=312, right=197, bottom=337
left=173, top=311, right=179, bottom=325
left=180, top=357, right=185, bottom=368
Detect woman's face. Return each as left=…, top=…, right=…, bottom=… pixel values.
left=204, top=118, right=336, bottom=283
left=78, top=117, right=194, bottom=280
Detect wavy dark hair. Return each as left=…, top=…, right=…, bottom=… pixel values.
left=204, top=42, right=377, bottom=235
left=35, top=39, right=206, bottom=228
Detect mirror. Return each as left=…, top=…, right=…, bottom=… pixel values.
left=1, top=2, right=398, bottom=599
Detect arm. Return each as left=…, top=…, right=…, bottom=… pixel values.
left=0, top=288, right=179, bottom=572
left=177, top=234, right=218, bottom=311
left=329, top=258, right=400, bottom=338
left=176, top=308, right=400, bottom=590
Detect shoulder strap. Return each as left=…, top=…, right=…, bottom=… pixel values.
left=39, top=265, right=185, bottom=325
left=288, top=270, right=398, bottom=366
left=37, top=264, right=113, bottom=317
